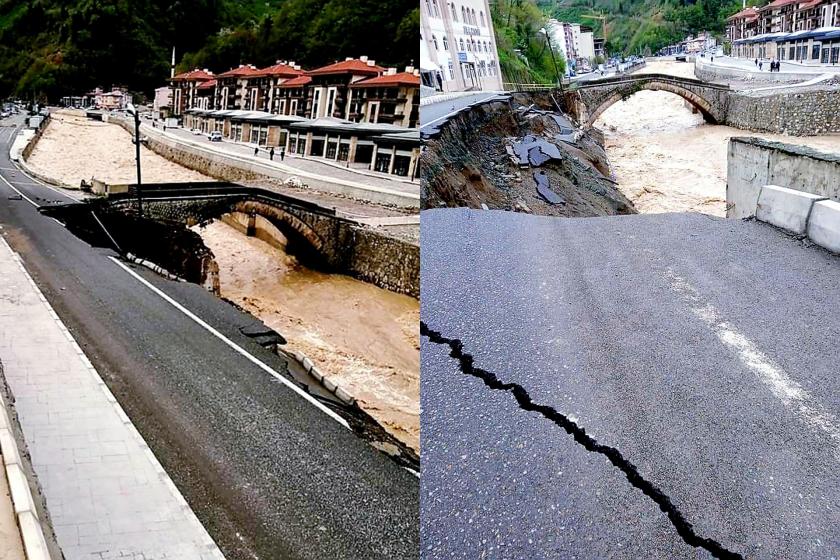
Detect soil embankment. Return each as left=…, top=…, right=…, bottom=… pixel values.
left=421, top=92, right=636, bottom=217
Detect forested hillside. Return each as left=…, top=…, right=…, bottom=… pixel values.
left=0, top=0, right=417, bottom=101
left=543, top=0, right=747, bottom=55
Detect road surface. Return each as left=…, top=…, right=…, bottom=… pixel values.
left=0, top=114, right=418, bottom=560
left=420, top=92, right=503, bottom=136
left=421, top=208, right=840, bottom=559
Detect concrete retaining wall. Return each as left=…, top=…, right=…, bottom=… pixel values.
left=727, top=137, right=840, bottom=218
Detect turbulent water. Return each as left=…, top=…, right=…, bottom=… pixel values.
left=596, top=61, right=840, bottom=216
left=194, top=220, right=420, bottom=452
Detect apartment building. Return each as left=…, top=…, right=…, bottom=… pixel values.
left=169, top=57, right=419, bottom=179
left=419, top=0, right=503, bottom=91
left=727, top=0, right=840, bottom=62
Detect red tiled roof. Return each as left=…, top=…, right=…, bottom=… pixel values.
left=216, top=65, right=261, bottom=78
left=760, top=0, right=798, bottom=11
left=278, top=75, right=312, bottom=88
left=798, top=0, right=821, bottom=9
left=351, top=72, right=420, bottom=88
left=727, top=7, right=759, bottom=19
left=172, top=69, right=214, bottom=82
left=307, top=59, right=384, bottom=76
left=253, top=63, right=303, bottom=78
left=197, top=79, right=217, bottom=90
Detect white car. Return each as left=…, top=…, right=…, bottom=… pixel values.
left=209, top=131, right=222, bottom=142
left=191, top=128, right=202, bottom=135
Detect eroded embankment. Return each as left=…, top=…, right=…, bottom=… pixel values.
left=421, top=92, right=636, bottom=217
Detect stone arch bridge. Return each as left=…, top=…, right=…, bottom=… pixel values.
left=106, top=182, right=419, bottom=296
left=562, top=73, right=732, bottom=127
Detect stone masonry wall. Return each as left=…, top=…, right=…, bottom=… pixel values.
left=725, top=89, right=840, bottom=136
left=115, top=197, right=419, bottom=298
left=727, top=136, right=840, bottom=218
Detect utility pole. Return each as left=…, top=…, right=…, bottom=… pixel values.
left=127, top=103, right=143, bottom=217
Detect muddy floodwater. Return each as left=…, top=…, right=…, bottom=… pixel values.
left=597, top=60, right=840, bottom=215
left=194, top=220, right=420, bottom=452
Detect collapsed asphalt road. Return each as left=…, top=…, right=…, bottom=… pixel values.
left=0, top=115, right=418, bottom=560
left=421, top=208, right=840, bottom=559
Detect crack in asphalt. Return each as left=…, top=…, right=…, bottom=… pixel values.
left=421, top=321, right=743, bottom=560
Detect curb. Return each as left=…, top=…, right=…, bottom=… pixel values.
left=125, top=252, right=186, bottom=283
left=0, top=391, right=51, bottom=560
left=288, top=350, right=356, bottom=407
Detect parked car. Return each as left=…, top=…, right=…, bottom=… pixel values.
left=209, top=131, right=222, bottom=142
left=191, top=128, right=202, bottom=135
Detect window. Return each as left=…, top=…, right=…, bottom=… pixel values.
left=433, top=35, right=439, bottom=50
left=425, top=0, right=431, bottom=16
left=443, top=36, right=449, bottom=50
left=472, top=9, right=477, bottom=25
left=480, top=11, right=485, bottom=26
left=459, top=38, right=465, bottom=51
left=461, top=6, right=466, bottom=21
left=448, top=61, right=454, bottom=80
left=451, top=2, right=457, bottom=21
left=812, top=43, right=821, bottom=60
left=432, top=0, right=440, bottom=17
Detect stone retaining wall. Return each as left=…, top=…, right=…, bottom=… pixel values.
left=726, top=89, right=840, bottom=136
left=727, top=136, right=840, bottom=218
left=116, top=197, right=419, bottom=298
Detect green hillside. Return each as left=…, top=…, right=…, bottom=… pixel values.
left=0, top=0, right=417, bottom=101
left=543, top=0, right=746, bottom=55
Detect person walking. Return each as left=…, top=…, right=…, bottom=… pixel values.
left=758, top=60, right=763, bottom=71
left=755, top=58, right=758, bottom=66
left=280, top=147, right=285, bottom=161
left=254, top=146, right=259, bottom=157
left=269, top=147, right=275, bottom=161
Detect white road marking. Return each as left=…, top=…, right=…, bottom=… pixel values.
left=108, top=256, right=351, bottom=430
left=0, top=170, right=39, bottom=207
left=665, top=269, right=840, bottom=458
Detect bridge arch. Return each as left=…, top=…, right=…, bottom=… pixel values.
left=229, top=199, right=327, bottom=266
left=578, top=77, right=723, bottom=128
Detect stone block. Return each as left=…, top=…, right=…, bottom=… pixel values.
left=756, top=185, right=825, bottom=234
left=807, top=199, right=840, bottom=254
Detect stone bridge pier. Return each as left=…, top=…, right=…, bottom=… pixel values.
left=562, top=73, right=732, bottom=127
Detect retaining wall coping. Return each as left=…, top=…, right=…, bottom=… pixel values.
left=730, top=136, right=840, bottom=164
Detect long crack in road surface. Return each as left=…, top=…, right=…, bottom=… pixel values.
left=421, top=207, right=840, bottom=559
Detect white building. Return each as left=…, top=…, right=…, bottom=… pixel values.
left=578, top=27, right=596, bottom=60
left=420, top=0, right=503, bottom=92
left=546, top=19, right=572, bottom=75
left=152, top=86, right=171, bottom=117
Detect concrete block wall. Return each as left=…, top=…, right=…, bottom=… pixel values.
left=753, top=185, right=840, bottom=254
left=727, top=137, right=840, bottom=218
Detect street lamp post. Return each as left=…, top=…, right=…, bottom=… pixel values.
left=126, top=103, right=143, bottom=218
left=540, top=28, right=563, bottom=90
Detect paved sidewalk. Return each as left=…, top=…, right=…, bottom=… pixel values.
left=0, top=237, right=224, bottom=560
left=705, top=54, right=840, bottom=73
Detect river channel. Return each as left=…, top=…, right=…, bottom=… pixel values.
left=596, top=60, right=840, bottom=216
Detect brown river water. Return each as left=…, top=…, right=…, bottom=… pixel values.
left=194, top=221, right=420, bottom=452
left=596, top=61, right=840, bottom=216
